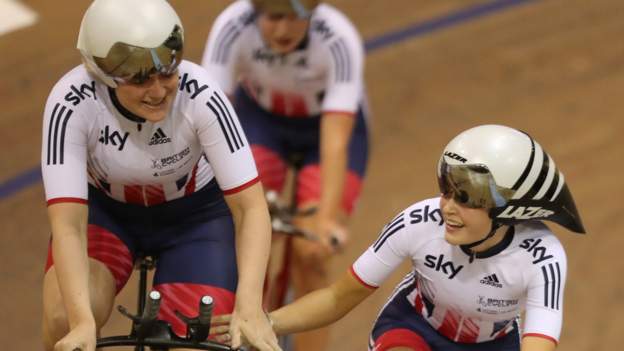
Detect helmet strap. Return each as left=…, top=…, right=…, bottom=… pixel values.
left=461, top=221, right=502, bottom=263
left=108, top=87, right=147, bottom=124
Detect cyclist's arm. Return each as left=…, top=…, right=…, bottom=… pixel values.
left=41, top=81, right=93, bottom=331
left=318, top=111, right=355, bottom=224
left=270, top=270, right=374, bottom=335
left=47, top=202, right=94, bottom=329
left=522, top=238, right=567, bottom=350
left=224, top=181, right=272, bottom=309
left=521, top=336, right=557, bottom=351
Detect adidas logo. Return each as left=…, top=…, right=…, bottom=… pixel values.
left=480, top=274, right=503, bottom=288
left=148, top=128, right=172, bottom=145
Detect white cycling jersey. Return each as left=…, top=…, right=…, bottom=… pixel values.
left=201, top=0, right=364, bottom=117
left=352, top=197, right=567, bottom=344
left=41, top=60, right=258, bottom=206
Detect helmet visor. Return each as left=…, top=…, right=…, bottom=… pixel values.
left=93, top=25, right=183, bottom=85
left=438, top=160, right=514, bottom=209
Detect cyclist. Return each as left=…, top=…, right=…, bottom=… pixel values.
left=214, top=124, right=586, bottom=351
left=201, top=1, right=369, bottom=349
left=40, top=0, right=279, bottom=350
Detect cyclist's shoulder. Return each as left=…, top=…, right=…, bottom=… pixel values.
left=310, top=4, right=362, bottom=45
left=511, top=222, right=567, bottom=267
left=404, top=197, right=445, bottom=227
left=175, top=61, right=235, bottom=126
left=515, top=222, right=565, bottom=249
left=176, top=60, right=224, bottom=101
left=48, top=65, right=99, bottom=102
left=382, top=197, right=445, bottom=236
left=45, top=65, right=106, bottom=117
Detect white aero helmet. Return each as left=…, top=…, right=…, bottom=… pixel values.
left=77, top=0, right=184, bottom=88
left=438, top=124, right=585, bottom=234
left=252, top=0, right=320, bottom=18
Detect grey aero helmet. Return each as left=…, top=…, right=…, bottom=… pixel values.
left=77, top=0, right=184, bottom=88
left=437, top=124, right=585, bottom=234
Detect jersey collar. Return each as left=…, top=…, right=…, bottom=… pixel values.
left=460, top=226, right=515, bottom=260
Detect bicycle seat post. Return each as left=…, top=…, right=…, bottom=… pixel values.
left=286, top=152, right=305, bottom=209
left=136, top=255, right=153, bottom=317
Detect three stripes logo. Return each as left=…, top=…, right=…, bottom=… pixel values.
left=373, top=213, right=405, bottom=252
left=329, top=38, right=352, bottom=83
left=210, top=14, right=252, bottom=64
left=148, top=128, right=171, bottom=145
left=541, top=262, right=562, bottom=310
left=46, top=103, right=73, bottom=165
left=206, top=92, right=245, bottom=153
left=480, top=274, right=503, bottom=288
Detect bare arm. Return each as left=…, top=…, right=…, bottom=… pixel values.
left=224, top=181, right=279, bottom=350
left=318, top=112, right=355, bottom=245
left=521, top=336, right=557, bottom=351
left=224, top=181, right=272, bottom=308
left=270, top=270, right=375, bottom=335
left=47, top=202, right=95, bottom=329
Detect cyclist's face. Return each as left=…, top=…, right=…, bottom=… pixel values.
left=439, top=194, right=492, bottom=247
left=257, top=12, right=309, bottom=54
left=115, top=72, right=179, bottom=122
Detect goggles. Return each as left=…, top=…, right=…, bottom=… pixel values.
left=93, top=25, right=183, bottom=85
left=437, top=160, right=514, bottom=209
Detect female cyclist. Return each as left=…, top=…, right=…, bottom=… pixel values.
left=40, top=0, right=279, bottom=350
left=214, top=124, right=585, bottom=351
left=201, top=1, right=369, bottom=349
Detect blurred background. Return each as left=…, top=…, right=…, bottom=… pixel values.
left=1, top=0, right=623, bottom=349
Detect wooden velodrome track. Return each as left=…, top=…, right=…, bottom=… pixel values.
left=1, top=0, right=623, bottom=349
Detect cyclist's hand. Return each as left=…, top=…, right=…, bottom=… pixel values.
left=317, top=218, right=348, bottom=253
left=54, top=321, right=96, bottom=351
left=229, top=306, right=281, bottom=351
left=209, top=313, right=233, bottom=343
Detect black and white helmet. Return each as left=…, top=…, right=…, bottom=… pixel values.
left=438, top=124, right=585, bottom=233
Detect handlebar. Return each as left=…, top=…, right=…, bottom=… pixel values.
left=266, top=190, right=342, bottom=249
left=142, top=291, right=161, bottom=322
left=198, top=295, right=214, bottom=326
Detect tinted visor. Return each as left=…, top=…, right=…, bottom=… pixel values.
left=438, top=160, right=514, bottom=209
left=93, top=25, right=183, bottom=85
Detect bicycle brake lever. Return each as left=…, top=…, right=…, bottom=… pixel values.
left=295, top=207, right=317, bottom=217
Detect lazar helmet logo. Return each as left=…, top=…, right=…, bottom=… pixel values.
left=497, top=206, right=555, bottom=220
left=443, top=151, right=467, bottom=163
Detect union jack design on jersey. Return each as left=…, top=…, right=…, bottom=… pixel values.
left=41, top=60, right=258, bottom=206
left=353, top=198, right=567, bottom=345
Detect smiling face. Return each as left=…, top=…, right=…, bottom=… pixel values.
left=114, top=72, right=179, bottom=122
left=439, top=194, right=496, bottom=248
left=257, top=12, right=309, bottom=54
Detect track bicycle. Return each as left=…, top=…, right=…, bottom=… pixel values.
left=94, top=255, right=233, bottom=351
left=262, top=153, right=339, bottom=312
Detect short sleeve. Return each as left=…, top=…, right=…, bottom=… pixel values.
left=319, top=12, right=364, bottom=114
left=522, top=241, right=567, bottom=343
left=188, top=74, right=258, bottom=193
left=201, top=1, right=252, bottom=95
left=352, top=211, right=410, bottom=287
left=41, top=79, right=90, bottom=204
